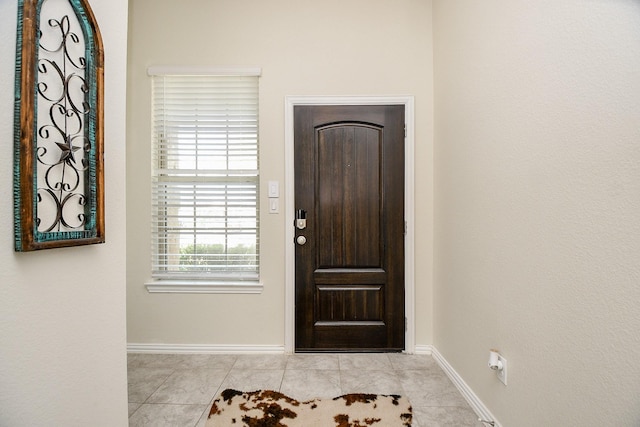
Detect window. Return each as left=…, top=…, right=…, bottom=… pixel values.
left=147, top=68, right=260, bottom=293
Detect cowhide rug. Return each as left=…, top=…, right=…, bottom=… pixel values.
left=206, top=389, right=413, bottom=427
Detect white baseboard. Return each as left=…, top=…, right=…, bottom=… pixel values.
left=431, top=347, right=502, bottom=427
left=129, top=343, right=432, bottom=355
left=127, top=343, right=286, bottom=354
left=414, top=344, right=433, bottom=355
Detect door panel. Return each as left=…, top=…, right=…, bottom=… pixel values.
left=294, top=105, right=405, bottom=352
left=315, top=285, right=384, bottom=323
left=317, top=124, right=381, bottom=267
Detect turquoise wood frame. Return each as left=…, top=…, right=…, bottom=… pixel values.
left=14, top=0, right=104, bottom=251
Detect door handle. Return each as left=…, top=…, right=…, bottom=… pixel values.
left=296, top=235, right=307, bottom=245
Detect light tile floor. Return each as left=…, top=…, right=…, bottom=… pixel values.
left=127, top=353, right=483, bottom=427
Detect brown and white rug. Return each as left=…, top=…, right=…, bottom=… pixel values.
left=206, top=389, right=413, bottom=427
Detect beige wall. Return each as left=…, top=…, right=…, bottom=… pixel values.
left=433, top=1, right=640, bottom=425
left=126, top=0, right=434, bottom=347
left=0, top=0, right=129, bottom=425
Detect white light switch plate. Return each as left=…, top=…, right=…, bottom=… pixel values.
left=269, top=198, right=279, bottom=214
left=268, top=181, right=279, bottom=198
left=497, top=355, right=507, bottom=385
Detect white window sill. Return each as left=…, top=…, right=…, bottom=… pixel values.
left=145, top=280, right=263, bottom=294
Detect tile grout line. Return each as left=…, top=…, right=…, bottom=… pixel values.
left=195, top=355, right=240, bottom=427
left=337, top=354, right=343, bottom=395
left=277, top=354, right=289, bottom=392
left=128, top=359, right=179, bottom=421
left=143, top=365, right=177, bottom=405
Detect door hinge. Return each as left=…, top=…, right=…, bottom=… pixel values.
left=404, top=124, right=407, bottom=138
left=404, top=221, right=407, bottom=235
left=405, top=317, right=408, bottom=332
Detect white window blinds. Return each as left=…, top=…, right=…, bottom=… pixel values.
left=151, top=73, right=259, bottom=282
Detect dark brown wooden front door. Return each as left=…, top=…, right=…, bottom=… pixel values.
left=294, top=105, right=405, bottom=352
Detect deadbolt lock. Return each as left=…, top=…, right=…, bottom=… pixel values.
left=295, top=209, right=307, bottom=229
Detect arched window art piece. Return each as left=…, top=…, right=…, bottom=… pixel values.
left=14, top=0, right=104, bottom=251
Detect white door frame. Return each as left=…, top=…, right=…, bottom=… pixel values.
left=284, top=95, right=415, bottom=353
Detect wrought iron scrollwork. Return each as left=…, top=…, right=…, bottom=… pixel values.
left=14, top=0, right=104, bottom=251
left=36, top=9, right=90, bottom=233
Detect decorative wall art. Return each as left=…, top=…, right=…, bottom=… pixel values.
left=14, top=0, right=104, bottom=251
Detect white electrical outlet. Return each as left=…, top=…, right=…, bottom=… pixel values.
left=496, top=354, right=507, bottom=385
